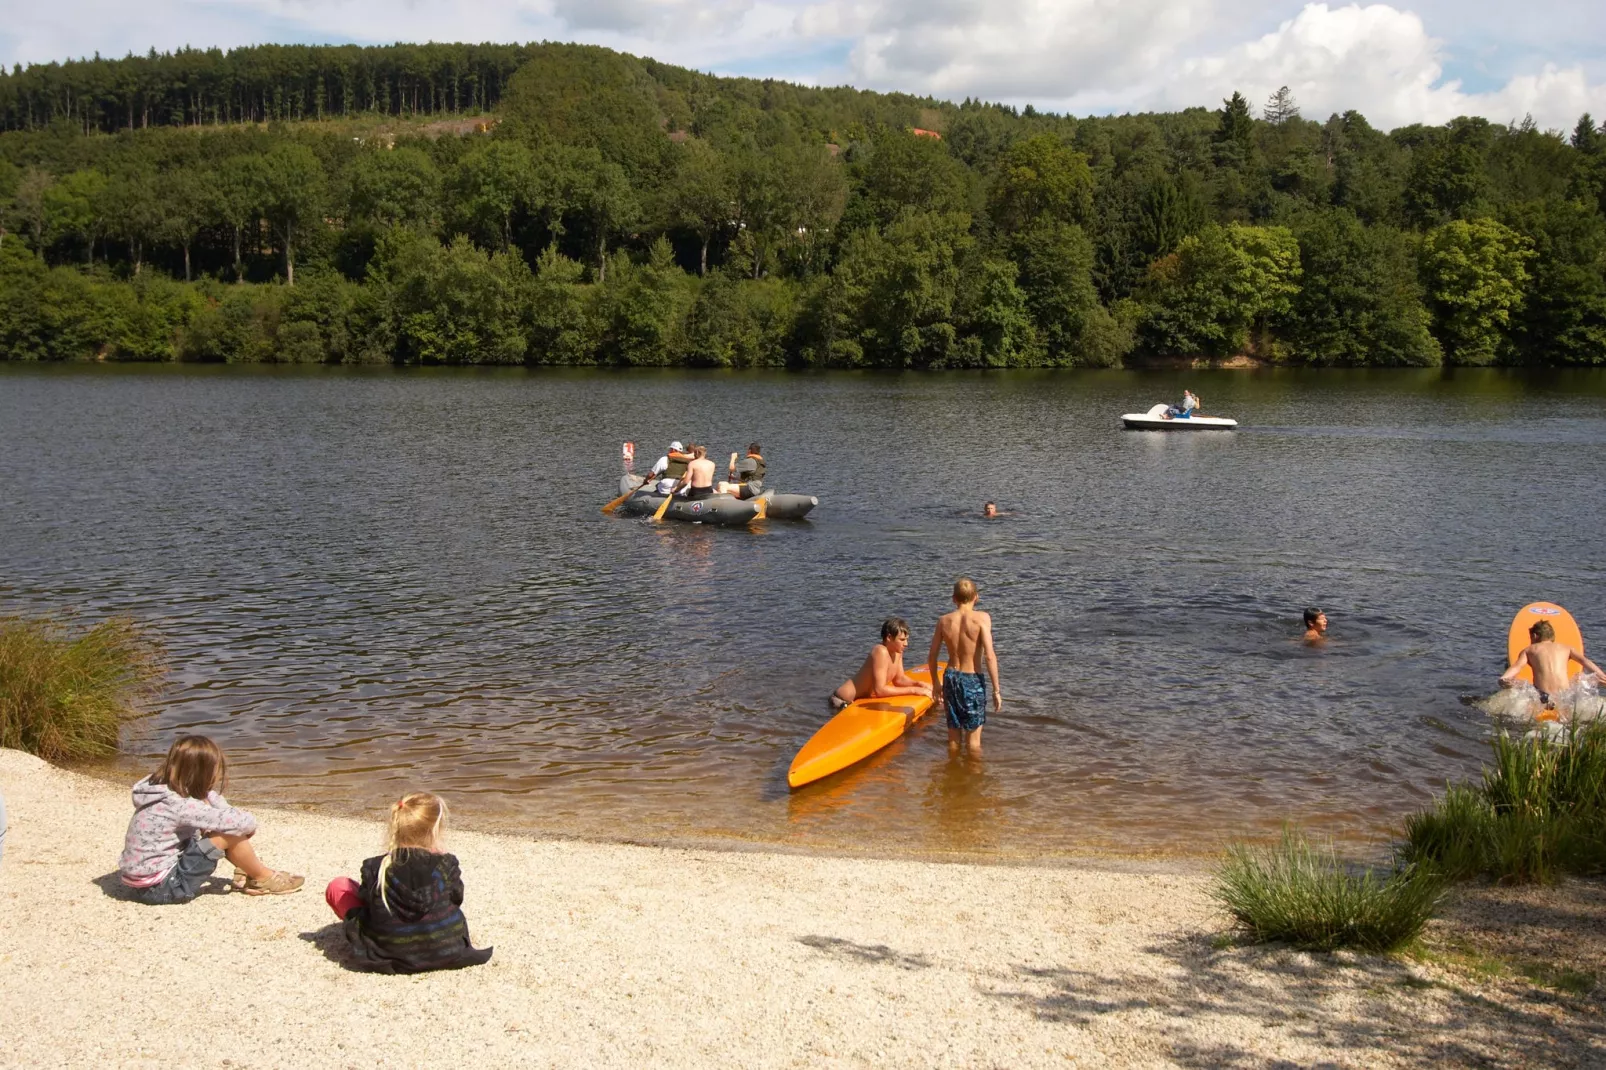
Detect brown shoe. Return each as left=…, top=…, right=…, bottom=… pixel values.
left=243, top=870, right=306, bottom=896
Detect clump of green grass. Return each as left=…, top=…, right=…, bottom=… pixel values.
left=1402, top=723, right=1606, bottom=883
left=0, top=614, right=164, bottom=760
left=1212, top=827, right=1445, bottom=952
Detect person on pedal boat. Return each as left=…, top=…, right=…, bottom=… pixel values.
left=1163, top=390, right=1200, bottom=419
left=716, top=443, right=766, bottom=499
left=646, top=441, right=693, bottom=494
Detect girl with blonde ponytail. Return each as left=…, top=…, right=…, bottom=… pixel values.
left=325, top=792, right=493, bottom=973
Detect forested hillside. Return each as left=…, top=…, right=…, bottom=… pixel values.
left=3, top=42, right=1605, bottom=367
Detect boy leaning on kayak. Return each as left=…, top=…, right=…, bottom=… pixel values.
left=830, top=578, right=1002, bottom=755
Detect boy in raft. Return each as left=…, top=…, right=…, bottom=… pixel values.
left=717, top=443, right=766, bottom=499
left=831, top=618, right=933, bottom=711
left=1500, top=619, right=1606, bottom=711
left=672, top=445, right=718, bottom=500
left=928, top=578, right=1002, bottom=755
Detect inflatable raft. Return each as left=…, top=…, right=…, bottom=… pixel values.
left=1121, top=403, right=1237, bottom=431
left=789, top=663, right=944, bottom=789
left=613, top=475, right=818, bottom=523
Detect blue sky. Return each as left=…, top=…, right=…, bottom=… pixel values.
left=2, top=1, right=1601, bottom=131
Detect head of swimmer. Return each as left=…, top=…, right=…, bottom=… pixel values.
left=1530, top=620, right=1555, bottom=643
left=1303, top=607, right=1327, bottom=636
left=880, top=617, right=910, bottom=653
left=953, top=577, right=978, bottom=607
left=983, top=501, right=997, bottom=518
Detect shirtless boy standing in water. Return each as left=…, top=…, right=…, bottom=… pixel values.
left=831, top=618, right=933, bottom=710
left=928, top=577, right=1002, bottom=755
left=1500, top=620, right=1606, bottom=709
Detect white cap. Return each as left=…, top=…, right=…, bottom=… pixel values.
left=670, top=441, right=685, bottom=451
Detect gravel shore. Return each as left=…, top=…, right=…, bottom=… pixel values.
left=1, top=748, right=1601, bottom=1068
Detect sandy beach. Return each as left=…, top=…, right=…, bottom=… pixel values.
left=1, top=747, right=1602, bottom=1068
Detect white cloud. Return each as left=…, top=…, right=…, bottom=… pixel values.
left=1148, top=4, right=1606, bottom=130
left=1, top=0, right=1603, bottom=131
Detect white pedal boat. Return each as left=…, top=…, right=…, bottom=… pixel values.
left=1121, top=403, right=1237, bottom=431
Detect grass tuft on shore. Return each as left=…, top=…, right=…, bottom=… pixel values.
left=1402, top=723, right=1606, bottom=883
left=1213, top=828, right=1445, bottom=952
left=0, top=614, right=164, bottom=761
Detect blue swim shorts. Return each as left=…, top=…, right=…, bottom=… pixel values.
left=943, top=670, right=989, bottom=733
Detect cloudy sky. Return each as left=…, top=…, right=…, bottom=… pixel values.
left=3, top=0, right=1604, bottom=131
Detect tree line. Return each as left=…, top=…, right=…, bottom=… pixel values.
left=3, top=42, right=1605, bottom=368
left=0, top=43, right=533, bottom=132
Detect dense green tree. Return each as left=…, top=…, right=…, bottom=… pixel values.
left=594, top=237, right=694, bottom=364
left=525, top=244, right=594, bottom=363
left=1572, top=115, right=1601, bottom=155
left=11, top=166, right=52, bottom=250
left=666, top=139, right=731, bottom=276
left=156, top=167, right=210, bottom=280
left=349, top=147, right=440, bottom=229
left=1136, top=174, right=1205, bottom=260
left=101, top=166, right=161, bottom=274
left=1419, top=217, right=1533, bottom=364
left=987, top=135, right=1094, bottom=234
left=252, top=143, right=325, bottom=284
left=1404, top=119, right=1491, bottom=226
left=1502, top=197, right=1606, bottom=364
left=1212, top=92, right=1255, bottom=169
left=1284, top=208, right=1439, bottom=365
left=370, top=229, right=530, bottom=363
left=854, top=130, right=974, bottom=228
left=1139, top=223, right=1301, bottom=357
left=951, top=255, right=1037, bottom=366
left=42, top=169, right=106, bottom=262
left=448, top=141, right=531, bottom=252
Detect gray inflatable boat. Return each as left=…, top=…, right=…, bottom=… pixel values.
left=613, top=476, right=818, bottom=524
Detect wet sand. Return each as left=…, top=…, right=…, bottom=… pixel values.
left=2, top=747, right=1601, bottom=1068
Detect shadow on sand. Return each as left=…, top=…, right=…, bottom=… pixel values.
left=979, top=929, right=1606, bottom=1068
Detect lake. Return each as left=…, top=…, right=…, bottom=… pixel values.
left=4, top=363, right=1604, bottom=860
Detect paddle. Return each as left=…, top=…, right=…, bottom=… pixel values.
left=652, top=484, right=677, bottom=522
left=600, top=488, right=635, bottom=515
left=752, top=495, right=768, bottom=521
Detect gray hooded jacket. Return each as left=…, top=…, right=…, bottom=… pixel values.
left=118, top=776, right=258, bottom=887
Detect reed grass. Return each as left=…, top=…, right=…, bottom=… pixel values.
left=1212, top=827, right=1445, bottom=952
left=1402, top=722, right=1606, bottom=883
left=0, top=614, right=164, bottom=761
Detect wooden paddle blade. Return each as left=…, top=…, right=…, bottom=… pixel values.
left=752, top=496, right=768, bottom=520
left=652, top=491, right=675, bottom=521
left=600, top=490, right=634, bottom=515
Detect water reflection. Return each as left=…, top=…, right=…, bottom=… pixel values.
left=3, top=363, right=1606, bottom=859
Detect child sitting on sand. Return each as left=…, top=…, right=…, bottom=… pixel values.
left=119, top=735, right=304, bottom=903
left=325, top=792, right=493, bottom=973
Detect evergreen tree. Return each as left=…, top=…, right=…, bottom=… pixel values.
left=1263, top=86, right=1299, bottom=126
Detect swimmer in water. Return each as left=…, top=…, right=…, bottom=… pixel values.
left=830, top=618, right=933, bottom=711
left=1303, top=607, right=1328, bottom=643
left=983, top=501, right=998, bottom=518
left=1500, top=620, right=1606, bottom=710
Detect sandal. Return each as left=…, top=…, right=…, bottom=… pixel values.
left=242, top=870, right=306, bottom=896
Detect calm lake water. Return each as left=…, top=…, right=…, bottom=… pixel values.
left=4, top=364, right=1605, bottom=860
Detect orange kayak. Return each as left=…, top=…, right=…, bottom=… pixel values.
left=788, top=664, right=944, bottom=789
left=1507, top=602, right=1584, bottom=722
